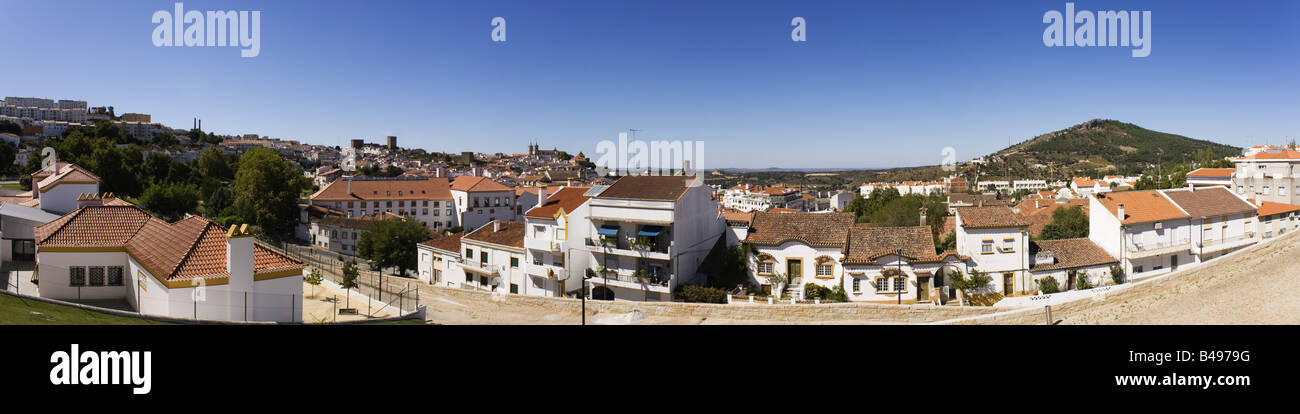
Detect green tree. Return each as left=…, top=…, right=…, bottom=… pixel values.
left=86, top=143, right=144, bottom=197
left=231, top=147, right=310, bottom=240
left=949, top=268, right=992, bottom=306
left=0, top=120, right=21, bottom=135
left=305, top=268, right=324, bottom=298
left=151, top=132, right=179, bottom=148
left=197, top=148, right=234, bottom=181
left=0, top=142, right=16, bottom=174
left=340, top=260, right=359, bottom=308
left=1076, top=271, right=1093, bottom=290
left=1037, top=276, right=1060, bottom=294
left=138, top=182, right=201, bottom=221
left=356, top=218, right=431, bottom=279
left=1110, top=264, right=1125, bottom=285
left=1039, top=205, right=1089, bottom=240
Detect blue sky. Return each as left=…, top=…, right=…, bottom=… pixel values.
left=1, top=0, right=1296, bottom=169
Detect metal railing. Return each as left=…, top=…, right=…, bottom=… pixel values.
left=1128, top=238, right=1190, bottom=252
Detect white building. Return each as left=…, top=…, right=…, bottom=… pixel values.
left=456, top=220, right=527, bottom=294
left=417, top=232, right=464, bottom=286
left=1185, top=168, right=1235, bottom=189
left=450, top=176, right=517, bottom=231
left=584, top=175, right=725, bottom=301
left=1071, top=177, right=1112, bottom=198
left=1230, top=147, right=1300, bottom=205
left=1089, top=186, right=1258, bottom=281
left=522, top=185, right=595, bottom=298
left=34, top=202, right=305, bottom=322
left=745, top=212, right=855, bottom=299
left=829, top=190, right=855, bottom=211
left=309, top=176, right=457, bottom=230
left=954, top=206, right=1031, bottom=297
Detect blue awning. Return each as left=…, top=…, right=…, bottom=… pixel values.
left=637, top=226, right=663, bottom=237
left=597, top=225, right=620, bottom=237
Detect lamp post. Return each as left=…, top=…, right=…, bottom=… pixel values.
left=895, top=248, right=902, bottom=305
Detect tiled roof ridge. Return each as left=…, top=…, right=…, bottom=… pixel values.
left=35, top=206, right=86, bottom=244
left=165, top=219, right=221, bottom=279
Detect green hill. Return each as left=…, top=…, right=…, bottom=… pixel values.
left=984, top=119, right=1240, bottom=179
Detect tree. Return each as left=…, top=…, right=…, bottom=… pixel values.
left=197, top=148, right=234, bottom=181
left=305, top=268, right=324, bottom=298
left=231, top=147, right=310, bottom=240
left=340, top=260, right=359, bottom=308
left=1037, top=276, right=1060, bottom=294
left=949, top=268, right=992, bottom=306
left=1076, top=271, right=1093, bottom=290
left=138, top=182, right=201, bottom=221
left=1110, top=264, right=1125, bottom=285
left=356, top=218, right=432, bottom=279
left=0, top=120, right=21, bottom=135
left=765, top=271, right=787, bottom=296
left=0, top=142, right=16, bottom=175
left=151, top=132, right=179, bottom=148
left=935, top=231, right=956, bottom=253
left=1039, top=205, right=1089, bottom=240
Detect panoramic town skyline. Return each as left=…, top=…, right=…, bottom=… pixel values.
left=1, top=0, right=1296, bottom=169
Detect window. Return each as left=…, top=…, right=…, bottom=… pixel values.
left=816, top=264, right=833, bottom=278
left=89, top=267, right=105, bottom=286
left=981, top=240, right=994, bottom=254
left=465, top=248, right=473, bottom=258
left=554, top=254, right=565, bottom=267
left=480, top=276, right=489, bottom=287
left=510, top=257, right=519, bottom=268
left=757, top=262, right=774, bottom=275
left=510, top=283, right=518, bottom=294
left=108, top=267, right=124, bottom=286
left=69, top=267, right=86, bottom=286
left=874, top=278, right=888, bottom=292
left=892, top=277, right=905, bottom=292
left=851, top=277, right=861, bottom=293
left=1001, top=238, right=1015, bottom=252
left=466, top=273, right=473, bottom=283
left=480, top=251, right=488, bottom=265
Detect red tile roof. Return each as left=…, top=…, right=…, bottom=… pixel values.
left=597, top=175, right=694, bottom=201
left=956, top=206, right=1029, bottom=228
left=524, top=186, right=591, bottom=219
left=1255, top=201, right=1300, bottom=217
left=1094, top=190, right=1189, bottom=224
left=745, top=212, right=854, bottom=247
left=420, top=232, right=466, bottom=254
left=462, top=220, right=525, bottom=249
left=35, top=203, right=304, bottom=281
left=451, top=176, right=512, bottom=192
left=842, top=225, right=935, bottom=264
left=1029, top=238, right=1117, bottom=271
left=310, top=177, right=452, bottom=201
left=1161, top=187, right=1255, bottom=218
left=1186, top=168, right=1235, bottom=178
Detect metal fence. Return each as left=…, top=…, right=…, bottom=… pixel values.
left=261, top=241, right=423, bottom=316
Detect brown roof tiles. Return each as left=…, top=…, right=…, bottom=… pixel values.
left=744, top=211, right=855, bottom=247
left=596, top=175, right=694, bottom=201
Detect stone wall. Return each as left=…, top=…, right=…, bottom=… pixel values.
left=424, top=284, right=999, bottom=323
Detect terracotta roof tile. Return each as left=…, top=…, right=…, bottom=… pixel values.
left=843, top=225, right=935, bottom=264
left=462, top=220, right=525, bottom=249
left=451, top=176, right=512, bottom=192
left=310, top=177, right=452, bottom=201
left=596, top=175, right=694, bottom=201
left=745, top=212, right=854, bottom=247
left=956, top=206, right=1029, bottom=228
left=1029, top=238, right=1117, bottom=271
left=1161, top=187, right=1255, bottom=218
left=524, top=186, right=591, bottom=219
left=1186, top=168, right=1235, bottom=178
left=420, top=232, right=466, bottom=254
left=1256, top=201, right=1300, bottom=217
left=1094, top=190, right=1189, bottom=225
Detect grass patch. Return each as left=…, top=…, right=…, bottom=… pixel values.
left=0, top=294, right=171, bottom=325
left=0, top=182, right=24, bottom=190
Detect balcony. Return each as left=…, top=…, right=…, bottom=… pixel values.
left=1126, top=238, right=1191, bottom=258
left=584, top=235, right=671, bottom=260
left=1197, top=233, right=1256, bottom=254
left=457, top=261, right=506, bottom=276
left=587, top=267, right=671, bottom=291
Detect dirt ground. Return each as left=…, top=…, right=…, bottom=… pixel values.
left=301, top=280, right=394, bottom=323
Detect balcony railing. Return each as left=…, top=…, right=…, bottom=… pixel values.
left=588, top=267, right=671, bottom=287
left=1199, top=233, right=1255, bottom=248
left=1128, top=238, right=1190, bottom=252
left=585, top=237, right=671, bottom=254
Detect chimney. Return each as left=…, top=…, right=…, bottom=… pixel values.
left=1188, top=182, right=1195, bottom=192
left=536, top=185, right=548, bottom=208
left=76, top=192, right=103, bottom=209
left=918, top=207, right=927, bottom=225
left=226, top=224, right=255, bottom=294
left=346, top=176, right=353, bottom=194
left=1117, top=203, right=1126, bottom=221
left=1034, top=199, right=1040, bottom=209
left=493, top=221, right=501, bottom=232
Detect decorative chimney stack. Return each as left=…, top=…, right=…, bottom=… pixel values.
left=1117, top=203, right=1126, bottom=221
left=536, top=185, right=547, bottom=208
left=493, top=221, right=501, bottom=233
left=226, top=224, right=255, bottom=295
left=918, top=207, right=927, bottom=225
left=346, top=176, right=353, bottom=195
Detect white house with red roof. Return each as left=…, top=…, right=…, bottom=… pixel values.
left=1185, top=168, right=1235, bottom=189
left=521, top=185, right=595, bottom=297
left=309, top=176, right=457, bottom=231
left=1230, top=147, right=1300, bottom=205
left=449, top=176, right=517, bottom=231
left=33, top=197, right=306, bottom=322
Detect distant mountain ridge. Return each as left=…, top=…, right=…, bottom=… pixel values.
left=986, top=119, right=1240, bottom=177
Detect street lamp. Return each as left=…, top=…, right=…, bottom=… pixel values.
left=895, top=248, right=903, bottom=305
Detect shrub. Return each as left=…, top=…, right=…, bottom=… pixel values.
left=1076, top=271, right=1093, bottom=290
left=1110, top=264, right=1125, bottom=285
left=677, top=285, right=729, bottom=303
left=824, top=281, right=849, bottom=302
left=1037, top=276, right=1060, bottom=294
left=803, top=283, right=828, bottom=299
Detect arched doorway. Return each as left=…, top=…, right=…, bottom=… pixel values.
left=592, top=286, right=615, bottom=301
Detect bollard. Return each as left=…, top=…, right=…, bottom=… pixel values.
left=1045, top=305, right=1052, bottom=325
left=748, top=295, right=754, bottom=304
